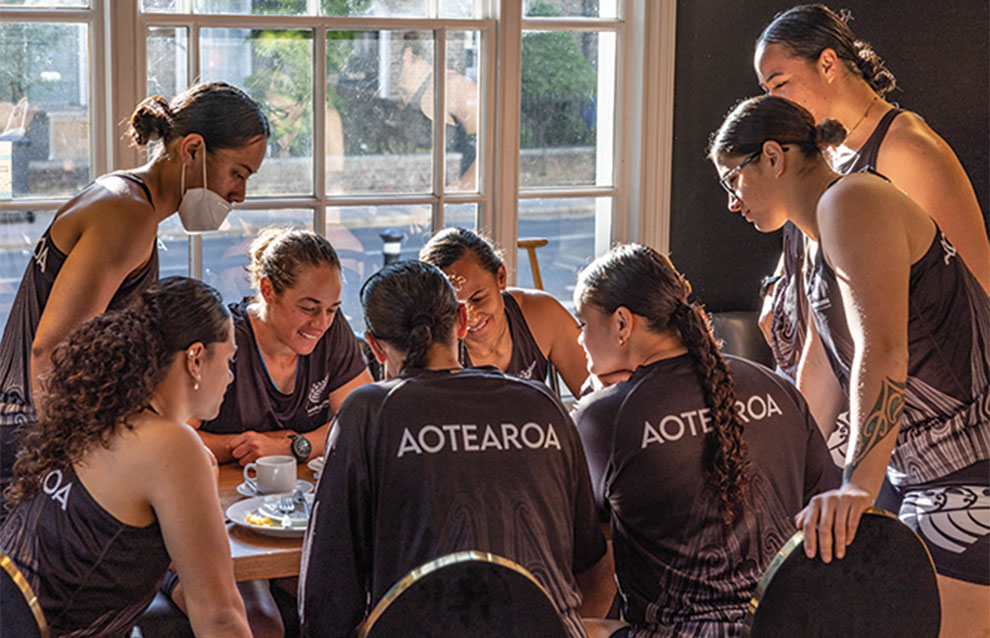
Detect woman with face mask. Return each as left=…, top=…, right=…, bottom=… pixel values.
left=0, top=82, right=269, bottom=508
left=571, top=243, right=836, bottom=638
left=753, top=4, right=989, bottom=383
left=711, top=95, right=989, bottom=638
left=419, top=228, right=590, bottom=396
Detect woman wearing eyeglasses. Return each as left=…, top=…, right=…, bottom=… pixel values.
left=752, top=4, right=989, bottom=385
left=710, top=95, right=989, bottom=638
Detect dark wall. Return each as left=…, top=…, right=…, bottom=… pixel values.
left=669, top=1, right=989, bottom=312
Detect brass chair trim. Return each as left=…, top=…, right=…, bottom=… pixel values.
left=1, top=550, right=50, bottom=638
left=356, top=550, right=554, bottom=638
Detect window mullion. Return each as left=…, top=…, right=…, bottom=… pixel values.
left=493, top=0, right=522, bottom=284
left=432, top=27, right=446, bottom=232
left=314, top=26, right=327, bottom=235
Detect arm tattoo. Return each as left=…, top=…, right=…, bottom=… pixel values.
left=844, top=377, right=905, bottom=482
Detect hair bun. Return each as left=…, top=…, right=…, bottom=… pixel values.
left=853, top=40, right=896, bottom=96
left=815, top=118, right=847, bottom=148
left=127, top=95, right=173, bottom=147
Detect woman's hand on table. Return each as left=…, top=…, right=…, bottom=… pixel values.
left=228, top=431, right=292, bottom=465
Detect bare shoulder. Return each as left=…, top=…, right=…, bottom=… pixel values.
left=508, top=287, right=572, bottom=322
left=130, top=415, right=213, bottom=473
left=881, top=112, right=957, bottom=166
left=818, top=173, right=916, bottom=233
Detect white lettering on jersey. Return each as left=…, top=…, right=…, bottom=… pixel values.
left=41, top=469, right=72, bottom=511
left=642, top=393, right=784, bottom=449
left=397, top=422, right=562, bottom=457
left=33, top=236, right=49, bottom=274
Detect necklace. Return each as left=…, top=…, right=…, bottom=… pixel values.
left=845, top=95, right=878, bottom=143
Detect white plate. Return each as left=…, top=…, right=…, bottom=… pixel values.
left=307, top=456, right=324, bottom=478
left=236, top=479, right=313, bottom=498
left=226, top=495, right=312, bottom=538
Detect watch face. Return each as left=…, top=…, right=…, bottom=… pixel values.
left=293, top=435, right=312, bottom=458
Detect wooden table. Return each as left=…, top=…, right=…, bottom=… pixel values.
left=218, top=461, right=315, bottom=582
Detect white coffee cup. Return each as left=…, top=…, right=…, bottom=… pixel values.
left=243, top=455, right=297, bottom=494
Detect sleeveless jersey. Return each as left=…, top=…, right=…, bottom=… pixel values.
left=768, top=108, right=905, bottom=378
left=201, top=301, right=368, bottom=435
left=0, top=172, right=158, bottom=495
left=0, top=466, right=170, bottom=637
left=460, top=291, right=549, bottom=384
left=572, top=354, right=837, bottom=637
left=299, top=366, right=605, bottom=638
left=806, top=226, right=990, bottom=486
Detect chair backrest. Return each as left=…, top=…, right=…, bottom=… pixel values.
left=356, top=551, right=570, bottom=638
left=1, top=550, right=49, bottom=638
left=709, top=311, right=774, bottom=368
left=744, top=509, right=940, bottom=638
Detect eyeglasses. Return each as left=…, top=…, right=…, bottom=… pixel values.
left=718, top=150, right=762, bottom=197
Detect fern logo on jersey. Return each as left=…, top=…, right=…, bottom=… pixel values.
left=306, top=374, right=330, bottom=417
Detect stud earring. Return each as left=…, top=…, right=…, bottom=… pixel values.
left=187, top=349, right=195, bottom=357
left=193, top=382, right=199, bottom=391
left=618, top=337, right=626, bottom=346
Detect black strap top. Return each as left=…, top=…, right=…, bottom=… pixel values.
left=833, top=107, right=904, bottom=175
left=460, top=292, right=550, bottom=385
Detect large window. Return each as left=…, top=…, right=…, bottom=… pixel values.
left=0, top=0, right=665, bottom=333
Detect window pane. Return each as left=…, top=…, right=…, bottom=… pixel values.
left=141, top=0, right=178, bottom=11
left=322, top=0, right=426, bottom=18
left=200, top=209, right=313, bottom=304
left=326, top=30, right=433, bottom=195
left=327, top=204, right=431, bottom=331
left=443, top=203, right=476, bottom=229
left=157, top=214, right=190, bottom=280
left=0, top=22, right=90, bottom=198
left=202, top=27, right=313, bottom=196
left=0, top=209, right=54, bottom=330
left=1, top=0, right=88, bottom=6
left=439, top=0, right=475, bottom=18
left=444, top=30, right=480, bottom=193
left=520, top=30, right=614, bottom=189
left=517, top=197, right=608, bottom=309
left=524, top=0, right=616, bottom=19
left=147, top=27, right=188, bottom=98
left=195, top=0, right=309, bottom=14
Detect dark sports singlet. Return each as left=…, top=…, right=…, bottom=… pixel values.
left=0, top=172, right=158, bottom=495
left=0, top=466, right=171, bottom=637
left=768, top=108, right=905, bottom=378
left=572, top=354, right=838, bottom=637
left=806, top=222, right=990, bottom=486
left=299, top=366, right=605, bottom=638
left=201, top=301, right=368, bottom=435
left=459, top=291, right=550, bottom=384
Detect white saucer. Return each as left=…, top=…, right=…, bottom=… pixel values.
left=236, top=479, right=313, bottom=498
left=307, top=456, right=324, bottom=478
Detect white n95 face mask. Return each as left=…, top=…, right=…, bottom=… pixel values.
left=177, top=153, right=233, bottom=233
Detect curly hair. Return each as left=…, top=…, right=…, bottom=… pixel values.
left=6, top=277, right=230, bottom=504
left=577, top=244, right=748, bottom=523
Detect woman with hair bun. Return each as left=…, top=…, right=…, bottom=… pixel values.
left=711, top=95, right=989, bottom=637
left=299, top=260, right=614, bottom=638
left=197, top=227, right=372, bottom=465
left=0, top=277, right=251, bottom=637
left=754, top=3, right=989, bottom=381
left=419, top=227, right=590, bottom=395
left=571, top=243, right=836, bottom=638
left=0, top=82, right=269, bottom=505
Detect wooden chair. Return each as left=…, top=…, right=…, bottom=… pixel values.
left=744, top=508, right=940, bottom=638
left=356, top=551, right=570, bottom=638
left=1, top=549, right=49, bottom=638
left=518, top=237, right=563, bottom=397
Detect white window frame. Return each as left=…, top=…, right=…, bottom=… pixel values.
left=0, top=0, right=677, bottom=288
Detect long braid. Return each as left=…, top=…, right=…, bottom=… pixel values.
left=674, top=302, right=749, bottom=524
